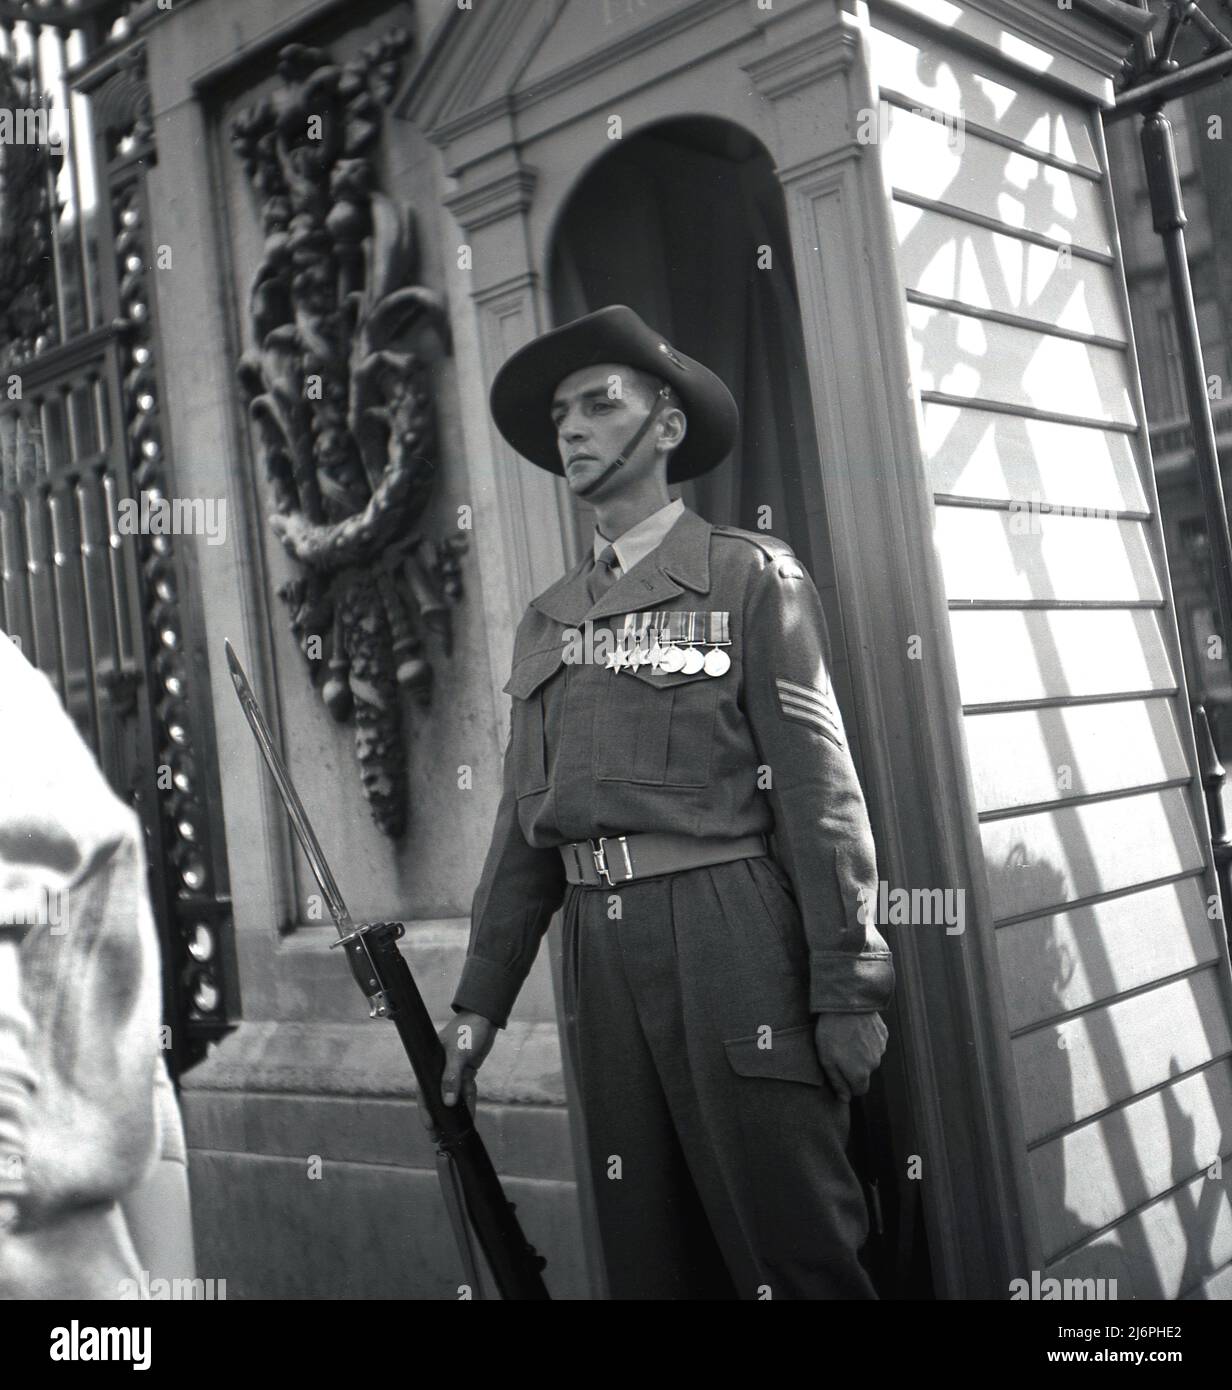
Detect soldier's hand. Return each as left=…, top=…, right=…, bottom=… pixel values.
left=420, top=1011, right=498, bottom=1134
left=813, top=1012, right=888, bottom=1102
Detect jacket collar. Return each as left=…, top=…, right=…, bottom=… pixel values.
left=531, top=504, right=712, bottom=626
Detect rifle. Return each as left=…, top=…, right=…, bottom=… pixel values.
left=224, top=640, right=550, bottom=1300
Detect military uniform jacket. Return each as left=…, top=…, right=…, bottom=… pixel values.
left=453, top=505, right=894, bottom=1028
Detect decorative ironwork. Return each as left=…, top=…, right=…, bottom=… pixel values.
left=230, top=29, right=463, bottom=840
left=1101, top=0, right=1232, bottom=109
left=89, top=40, right=154, bottom=160
left=0, top=51, right=61, bottom=369
left=83, top=39, right=239, bottom=1071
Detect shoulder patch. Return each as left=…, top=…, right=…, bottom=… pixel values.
left=774, top=557, right=806, bottom=580
left=711, top=524, right=795, bottom=565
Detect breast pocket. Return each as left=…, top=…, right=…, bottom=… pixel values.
left=595, top=663, right=720, bottom=788
left=502, top=647, right=564, bottom=798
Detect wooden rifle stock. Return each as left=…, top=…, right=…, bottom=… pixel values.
left=336, top=921, right=550, bottom=1300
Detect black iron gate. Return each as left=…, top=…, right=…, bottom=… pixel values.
left=0, top=2, right=237, bottom=1076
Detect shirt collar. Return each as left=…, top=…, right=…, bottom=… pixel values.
left=593, top=497, right=685, bottom=573
left=530, top=504, right=711, bottom=625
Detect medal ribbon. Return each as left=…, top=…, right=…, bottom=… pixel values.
left=646, top=610, right=729, bottom=645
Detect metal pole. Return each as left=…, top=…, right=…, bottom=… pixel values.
left=56, top=29, right=97, bottom=335
left=1110, top=49, right=1232, bottom=119
left=1140, top=107, right=1232, bottom=660
left=1193, top=703, right=1232, bottom=954
left=1136, top=77, right=1232, bottom=928
left=27, top=20, right=70, bottom=349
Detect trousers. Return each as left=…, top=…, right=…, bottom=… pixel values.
left=559, top=854, right=876, bottom=1300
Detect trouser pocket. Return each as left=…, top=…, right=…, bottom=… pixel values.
left=723, top=1021, right=824, bottom=1086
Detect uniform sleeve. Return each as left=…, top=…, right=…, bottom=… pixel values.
left=451, top=726, right=567, bottom=1029
left=741, top=553, right=894, bottom=1014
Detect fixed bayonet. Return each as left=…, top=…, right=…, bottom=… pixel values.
left=224, top=639, right=394, bottom=1016
left=224, top=640, right=350, bottom=931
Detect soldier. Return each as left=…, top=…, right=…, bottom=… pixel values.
left=438, top=304, right=893, bottom=1299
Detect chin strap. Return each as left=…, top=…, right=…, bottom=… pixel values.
left=575, top=385, right=673, bottom=499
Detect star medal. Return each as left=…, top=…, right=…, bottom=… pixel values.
left=619, top=614, right=648, bottom=674
left=604, top=623, right=628, bottom=670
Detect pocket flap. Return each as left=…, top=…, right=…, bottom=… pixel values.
left=502, top=646, right=565, bottom=699
left=723, top=1022, right=823, bottom=1085
left=625, top=662, right=721, bottom=690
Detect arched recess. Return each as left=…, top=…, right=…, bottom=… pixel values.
left=546, top=113, right=932, bottom=1298
left=549, top=119, right=824, bottom=568
left=546, top=116, right=860, bottom=786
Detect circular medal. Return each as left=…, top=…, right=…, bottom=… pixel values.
left=681, top=646, right=705, bottom=675
left=659, top=645, right=686, bottom=672
left=703, top=647, right=731, bottom=677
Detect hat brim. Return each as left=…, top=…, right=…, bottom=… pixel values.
left=488, top=304, right=739, bottom=483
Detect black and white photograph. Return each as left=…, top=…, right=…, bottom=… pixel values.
left=1, top=0, right=1231, bottom=1356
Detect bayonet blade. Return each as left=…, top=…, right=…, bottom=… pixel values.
left=224, top=639, right=352, bottom=935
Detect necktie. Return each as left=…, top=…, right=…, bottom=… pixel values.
left=586, top=544, right=620, bottom=606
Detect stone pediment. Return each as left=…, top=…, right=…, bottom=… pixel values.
left=516, top=0, right=715, bottom=87
left=398, top=0, right=738, bottom=141
left=399, top=0, right=1150, bottom=146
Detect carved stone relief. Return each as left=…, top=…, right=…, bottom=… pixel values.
left=231, top=28, right=464, bottom=838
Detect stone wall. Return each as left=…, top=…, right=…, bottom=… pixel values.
left=139, top=0, right=590, bottom=1298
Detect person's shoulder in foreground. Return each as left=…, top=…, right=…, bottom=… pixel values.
left=0, top=636, right=168, bottom=1299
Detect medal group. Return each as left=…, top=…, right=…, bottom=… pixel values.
left=604, top=610, right=732, bottom=677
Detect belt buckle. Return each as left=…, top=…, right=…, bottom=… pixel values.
left=590, top=835, right=633, bottom=887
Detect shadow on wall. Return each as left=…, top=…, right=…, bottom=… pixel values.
left=895, top=29, right=1231, bottom=1300
left=986, top=848, right=1229, bottom=1299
